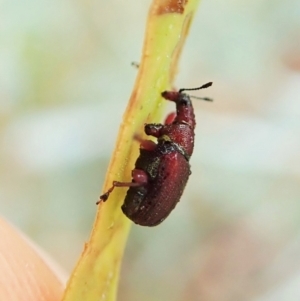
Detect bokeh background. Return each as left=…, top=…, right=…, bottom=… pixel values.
left=1, top=0, right=300, bottom=300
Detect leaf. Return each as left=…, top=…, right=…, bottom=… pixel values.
left=61, top=0, right=201, bottom=300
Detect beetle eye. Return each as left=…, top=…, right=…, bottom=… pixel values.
left=180, top=100, right=188, bottom=106
left=178, top=94, right=191, bottom=106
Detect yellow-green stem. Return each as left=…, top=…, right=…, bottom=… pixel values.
left=62, top=0, right=201, bottom=300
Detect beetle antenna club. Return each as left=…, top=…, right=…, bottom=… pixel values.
left=179, top=81, right=212, bottom=93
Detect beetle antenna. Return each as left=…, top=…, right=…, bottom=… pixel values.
left=189, top=95, right=213, bottom=102
left=179, top=82, right=213, bottom=93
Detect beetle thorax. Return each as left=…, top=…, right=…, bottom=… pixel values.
left=159, top=123, right=195, bottom=158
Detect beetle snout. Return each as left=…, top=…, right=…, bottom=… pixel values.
left=161, top=91, right=179, bottom=102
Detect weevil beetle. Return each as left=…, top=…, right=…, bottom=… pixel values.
left=97, top=82, right=213, bottom=226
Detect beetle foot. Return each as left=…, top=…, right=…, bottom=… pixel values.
left=97, top=192, right=110, bottom=203
left=97, top=186, right=115, bottom=204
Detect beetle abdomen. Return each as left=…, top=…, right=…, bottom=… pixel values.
left=122, top=150, right=190, bottom=226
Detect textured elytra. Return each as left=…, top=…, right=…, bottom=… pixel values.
left=122, top=142, right=190, bottom=226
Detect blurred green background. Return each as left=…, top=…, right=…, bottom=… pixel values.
left=1, top=0, right=300, bottom=300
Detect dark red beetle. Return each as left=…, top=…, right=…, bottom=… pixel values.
left=97, top=82, right=212, bottom=226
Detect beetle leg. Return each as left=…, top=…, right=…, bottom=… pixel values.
left=97, top=181, right=142, bottom=203
left=132, top=169, right=148, bottom=184
left=134, top=134, right=157, bottom=151
left=145, top=123, right=164, bottom=137
left=139, top=139, right=156, bottom=151
left=97, top=169, right=149, bottom=204
left=164, top=112, right=176, bottom=125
